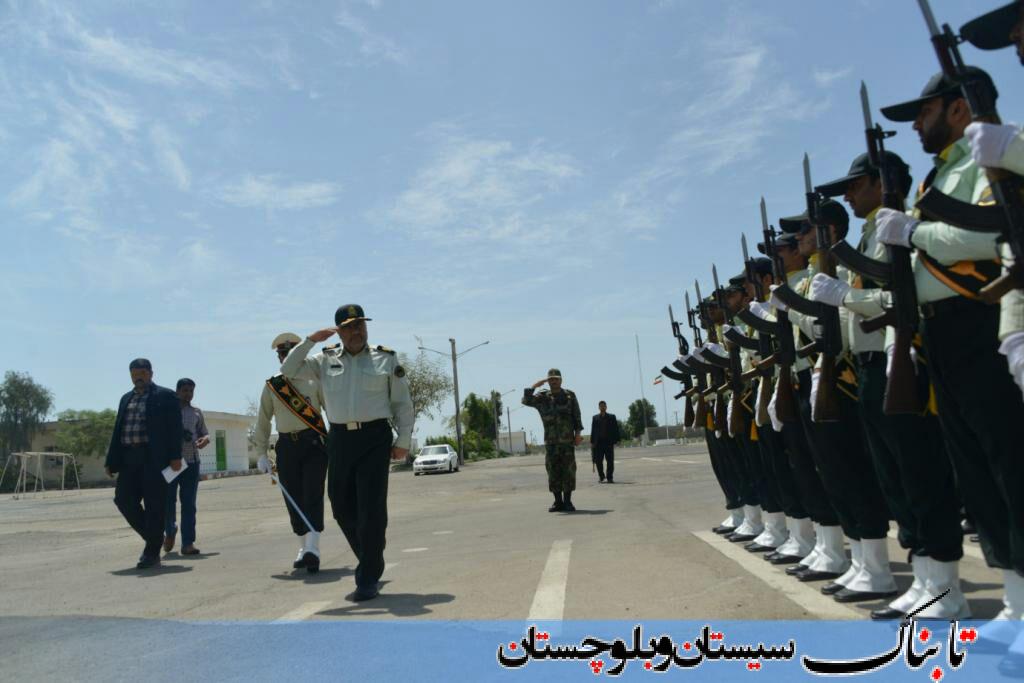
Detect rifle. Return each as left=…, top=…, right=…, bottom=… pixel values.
left=752, top=197, right=799, bottom=423
left=713, top=264, right=746, bottom=438
left=683, top=291, right=710, bottom=430
left=860, top=82, right=922, bottom=415
left=805, top=154, right=843, bottom=423
left=912, top=0, right=1024, bottom=301
left=696, top=280, right=729, bottom=432
left=741, top=233, right=776, bottom=427
left=668, top=304, right=696, bottom=427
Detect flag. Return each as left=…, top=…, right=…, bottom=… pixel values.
left=653, top=375, right=663, bottom=385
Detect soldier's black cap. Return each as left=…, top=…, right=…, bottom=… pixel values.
left=961, top=2, right=1021, bottom=51
left=129, top=358, right=152, bottom=370
left=815, top=151, right=913, bottom=198
left=779, top=199, right=849, bottom=235
left=880, top=67, right=998, bottom=122
left=727, top=272, right=747, bottom=292
left=757, top=232, right=799, bottom=253
left=335, top=303, right=372, bottom=328
left=176, top=378, right=196, bottom=389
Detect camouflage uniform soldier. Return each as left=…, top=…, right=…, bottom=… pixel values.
left=523, top=368, right=584, bottom=512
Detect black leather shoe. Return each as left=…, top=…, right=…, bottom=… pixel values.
left=833, top=587, right=898, bottom=603
left=745, top=542, right=776, bottom=553
left=549, top=502, right=565, bottom=512
left=764, top=551, right=781, bottom=561
left=870, top=607, right=905, bottom=621
left=304, top=553, right=320, bottom=574
left=820, top=581, right=845, bottom=595
left=728, top=532, right=758, bottom=543
left=293, top=555, right=308, bottom=569
left=797, top=569, right=842, bottom=582
left=598, top=476, right=605, bottom=483
left=712, top=525, right=736, bottom=535
left=786, top=564, right=809, bottom=576
left=353, top=584, right=379, bottom=601
left=770, top=554, right=803, bottom=566
left=606, top=478, right=613, bottom=484
left=563, top=501, right=576, bottom=512
left=136, top=554, right=161, bottom=569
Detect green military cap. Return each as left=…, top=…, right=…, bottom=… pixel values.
left=881, top=67, right=998, bottom=122
left=815, top=151, right=912, bottom=198
left=961, top=1, right=1021, bottom=51
left=779, top=199, right=849, bottom=234
left=757, top=232, right=798, bottom=254
left=335, top=303, right=372, bottom=328
left=547, top=368, right=562, bottom=379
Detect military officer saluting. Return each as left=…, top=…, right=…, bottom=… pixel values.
left=282, top=304, right=414, bottom=601
left=523, top=369, right=583, bottom=512
left=254, top=332, right=329, bottom=573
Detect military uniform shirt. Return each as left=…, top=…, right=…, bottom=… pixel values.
left=282, top=338, right=415, bottom=451
left=253, top=366, right=325, bottom=454
left=840, top=208, right=888, bottom=353
left=522, top=388, right=583, bottom=445
left=788, top=256, right=852, bottom=371
left=908, top=137, right=1003, bottom=304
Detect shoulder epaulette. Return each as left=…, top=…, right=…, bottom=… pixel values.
left=374, top=345, right=396, bottom=355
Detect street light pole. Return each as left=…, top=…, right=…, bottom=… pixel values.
left=507, top=406, right=513, bottom=455
left=450, top=338, right=463, bottom=465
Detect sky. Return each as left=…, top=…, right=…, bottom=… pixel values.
left=3, top=0, right=1023, bottom=446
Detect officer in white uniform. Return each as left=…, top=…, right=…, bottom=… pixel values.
left=282, top=304, right=414, bottom=601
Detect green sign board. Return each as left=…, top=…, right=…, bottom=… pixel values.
left=215, top=430, right=227, bottom=471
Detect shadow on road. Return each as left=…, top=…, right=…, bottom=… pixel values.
left=166, top=551, right=222, bottom=560
left=559, top=509, right=612, bottom=516
left=109, top=565, right=194, bottom=577
left=271, top=567, right=354, bottom=584
left=318, top=585, right=455, bottom=618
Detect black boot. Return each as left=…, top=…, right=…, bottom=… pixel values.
left=563, top=490, right=576, bottom=512
left=549, top=491, right=565, bottom=512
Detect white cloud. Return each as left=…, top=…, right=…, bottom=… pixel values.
left=813, top=66, right=853, bottom=88
left=383, top=130, right=582, bottom=245
left=335, top=6, right=406, bottom=64
left=219, top=174, right=343, bottom=210
left=150, top=123, right=190, bottom=191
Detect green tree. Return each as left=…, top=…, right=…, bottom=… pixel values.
left=400, top=350, right=455, bottom=424
left=0, top=371, right=54, bottom=458
left=54, top=409, right=117, bottom=458
left=457, top=391, right=502, bottom=440
left=617, top=418, right=632, bottom=441
left=626, top=398, right=658, bottom=438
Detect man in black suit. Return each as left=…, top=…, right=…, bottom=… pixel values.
left=105, top=358, right=183, bottom=569
left=590, top=401, right=620, bottom=483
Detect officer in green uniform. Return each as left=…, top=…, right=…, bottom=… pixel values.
left=283, top=304, right=414, bottom=601
left=876, top=66, right=1024, bottom=626
left=522, top=369, right=583, bottom=512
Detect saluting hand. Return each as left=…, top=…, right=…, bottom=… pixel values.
left=308, top=328, right=339, bottom=343
left=531, top=379, right=549, bottom=389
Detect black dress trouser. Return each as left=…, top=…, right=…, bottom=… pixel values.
left=706, top=429, right=743, bottom=510
left=592, top=441, right=615, bottom=480
left=327, top=420, right=393, bottom=588
left=781, top=372, right=839, bottom=526
left=114, top=446, right=168, bottom=558
left=275, top=429, right=328, bottom=535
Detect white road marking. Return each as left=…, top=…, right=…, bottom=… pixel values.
left=528, top=539, right=573, bottom=621
left=641, top=457, right=662, bottom=462
left=273, top=601, right=332, bottom=623
left=670, top=459, right=698, bottom=464
left=693, top=531, right=860, bottom=620
left=432, top=530, right=454, bottom=535
left=403, top=547, right=429, bottom=553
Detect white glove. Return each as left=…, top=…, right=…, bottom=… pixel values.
left=748, top=300, right=774, bottom=321
left=808, top=272, right=850, bottom=308
left=768, top=284, right=788, bottom=312
left=703, top=342, right=728, bottom=359
left=767, top=388, right=783, bottom=433
left=965, top=121, right=1020, bottom=169
left=722, top=323, right=740, bottom=338
left=999, top=331, right=1024, bottom=391
left=809, top=370, right=820, bottom=422
left=678, top=353, right=692, bottom=365
left=885, top=343, right=919, bottom=378
left=257, top=454, right=272, bottom=474
left=876, top=208, right=919, bottom=248
left=726, top=399, right=736, bottom=438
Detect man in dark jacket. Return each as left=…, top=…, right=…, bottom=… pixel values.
left=590, top=401, right=620, bottom=483
left=105, top=358, right=183, bottom=569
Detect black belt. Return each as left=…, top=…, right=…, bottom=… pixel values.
left=329, top=418, right=389, bottom=431
left=919, top=296, right=987, bottom=320
left=280, top=428, right=317, bottom=441
left=855, top=351, right=885, bottom=366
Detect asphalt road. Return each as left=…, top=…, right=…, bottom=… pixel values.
left=0, top=443, right=1008, bottom=679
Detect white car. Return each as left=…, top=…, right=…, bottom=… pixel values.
left=413, top=444, right=459, bottom=475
